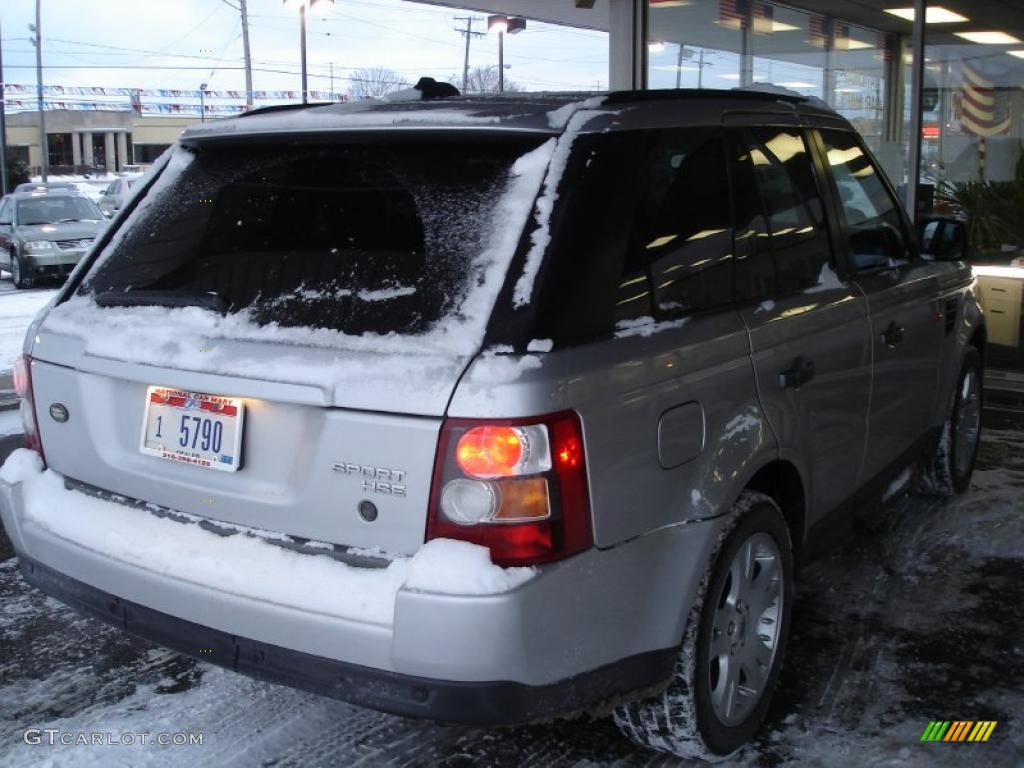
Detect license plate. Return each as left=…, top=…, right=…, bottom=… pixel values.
left=139, top=387, right=244, bottom=472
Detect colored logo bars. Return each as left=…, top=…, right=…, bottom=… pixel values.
left=921, top=720, right=998, bottom=742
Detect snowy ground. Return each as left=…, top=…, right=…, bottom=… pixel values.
left=0, top=424, right=1021, bottom=767
left=0, top=285, right=58, bottom=372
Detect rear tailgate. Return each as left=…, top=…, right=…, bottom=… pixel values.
left=29, top=336, right=456, bottom=555
left=25, top=134, right=557, bottom=556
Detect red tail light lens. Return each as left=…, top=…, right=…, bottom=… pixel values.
left=427, top=411, right=592, bottom=567
left=13, top=354, right=45, bottom=462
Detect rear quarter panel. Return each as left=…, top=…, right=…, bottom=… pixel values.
left=448, top=310, right=780, bottom=548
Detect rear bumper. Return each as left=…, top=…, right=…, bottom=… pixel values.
left=18, top=553, right=674, bottom=724
left=0, top=470, right=725, bottom=723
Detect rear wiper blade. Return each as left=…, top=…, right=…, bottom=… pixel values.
left=93, top=290, right=229, bottom=312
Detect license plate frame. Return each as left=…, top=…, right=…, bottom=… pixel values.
left=139, top=386, right=244, bottom=472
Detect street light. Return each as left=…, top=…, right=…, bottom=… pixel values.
left=487, top=15, right=525, bottom=93
left=283, top=0, right=334, bottom=104
left=199, top=83, right=208, bottom=122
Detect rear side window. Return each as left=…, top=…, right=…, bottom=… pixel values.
left=532, top=128, right=735, bottom=345
left=730, top=127, right=834, bottom=301
left=626, top=129, right=734, bottom=319
left=82, top=140, right=541, bottom=335
left=818, top=129, right=908, bottom=271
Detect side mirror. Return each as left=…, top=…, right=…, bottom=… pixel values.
left=919, top=216, right=968, bottom=261
left=102, top=210, right=112, bottom=219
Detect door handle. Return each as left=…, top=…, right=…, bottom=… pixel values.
left=779, top=357, right=815, bottom=390
left=881, top=321, right=905, bottom=348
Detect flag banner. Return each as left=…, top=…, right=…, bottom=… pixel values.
left=958, top=62, right=1012, bottom=137
left=1, top=84, right=348, bottom=102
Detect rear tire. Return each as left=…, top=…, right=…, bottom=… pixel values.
left=11, top=251, right=33, bottom=290
left=916, top=346, right=982, bottom=496
left=614, top=491, right=794, bottom=761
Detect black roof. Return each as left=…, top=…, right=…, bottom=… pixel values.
left=181, top=87, right=843, bottom=144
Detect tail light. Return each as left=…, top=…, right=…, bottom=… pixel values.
left=426, top=411, right=592, bottom=567
left=13, top=354, right=45, bottom=463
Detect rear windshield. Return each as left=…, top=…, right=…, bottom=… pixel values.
left=18, top=196, right=102, bottom=225
left=81, top=139, right=543, bottom=335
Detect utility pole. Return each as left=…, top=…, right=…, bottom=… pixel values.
left=32, top=0, right=46, bottom=181
left=300, top=4, right=308, bottom=103
left=454, top=16, right=484, bottom=93
left=676, top=44, right=685, bottom=89
left=498, top=30, right=504, bottom=93
left=0, top=12, right=8, bottom=195
left=239, top=0, right=253, bottom=110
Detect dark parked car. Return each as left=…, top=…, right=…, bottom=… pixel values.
left=0, top=190, right=105, bottom=288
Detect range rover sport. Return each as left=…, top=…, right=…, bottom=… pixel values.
left=0, top=88, right=984, bottom=761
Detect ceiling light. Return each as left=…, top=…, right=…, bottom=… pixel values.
left=838, top=38, right=874, bottom=50
left=771, top=21, right=800, bottom=32
left=954, top=31, right=1022, bottom=44
left=884, top=7, right=968, bottom=24
left=778, top=81, right=816, bottom=88
left=648, top=41, right=666, bottom=53
left=1010, top=50, right=1024, bottom=58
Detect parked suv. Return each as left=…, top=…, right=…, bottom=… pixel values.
left=0, top=90, right=984, bottom=760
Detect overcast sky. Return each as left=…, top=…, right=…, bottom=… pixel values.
left=0, top=0, right=610, bottom=108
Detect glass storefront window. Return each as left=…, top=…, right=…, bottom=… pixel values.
left=647, top=0, right=742, bottom=90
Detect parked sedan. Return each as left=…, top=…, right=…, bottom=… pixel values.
left=14, top=181, right=79, bottom=194
left=0, top=191, right=105, bottom=288
left=97, top=176, right=142, bottom=216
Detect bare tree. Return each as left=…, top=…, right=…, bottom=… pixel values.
left=348, top=67, right=411, bottom=100
left=457, top=65, right=523, bottom=95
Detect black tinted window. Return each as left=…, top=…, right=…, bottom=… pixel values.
left=819, top=129, right=907, bottom=271
left=532, top=128, right=734, bottom=345
left=17, top=196, right=102, bottom=225
left=730, top=127, right=834, bottom=301
left=83, top=141, right=540, bottom=335
left=628, top=129, right=734, bottom=318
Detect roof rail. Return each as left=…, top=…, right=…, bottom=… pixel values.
left=603, top=88, right=806, bottom=106
left=238, top=102, right=331, bottom=118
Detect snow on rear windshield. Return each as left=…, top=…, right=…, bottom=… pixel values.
left=80, top=140, right=546, bottom=336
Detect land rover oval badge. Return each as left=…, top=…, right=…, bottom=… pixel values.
left=49, top=403, right=69, bottom=423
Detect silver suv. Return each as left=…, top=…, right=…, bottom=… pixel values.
left=0, top=90, right=984, bottom=760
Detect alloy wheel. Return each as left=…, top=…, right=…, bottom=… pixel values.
left=708, top=532, right=784, bottom=727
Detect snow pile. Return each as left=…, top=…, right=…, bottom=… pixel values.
left=806, top=263, right=845, bottom=293
left=405, top=539, right=534, bottom=595
left=614, top=316, right=689, bottom=339
left=467, top=349, right=542, bottom=384
left=1, top=449, right=536, bottom=626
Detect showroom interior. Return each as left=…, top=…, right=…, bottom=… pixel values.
left=424, top=0, right=1024, bottom=386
